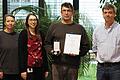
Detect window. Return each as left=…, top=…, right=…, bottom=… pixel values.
left=0, top=0, right=2, bottom=30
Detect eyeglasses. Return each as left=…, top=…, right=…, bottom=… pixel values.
left=28, top=19, right=37, bottom=21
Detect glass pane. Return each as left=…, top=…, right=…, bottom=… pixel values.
left=45, top=0, right=73, bottom=19
left=7, top=0, right=39, bottom=19
left=0, top=0, right=2, bottom=30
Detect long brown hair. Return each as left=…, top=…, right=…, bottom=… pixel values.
left=25, top=13, right=39, bottom=34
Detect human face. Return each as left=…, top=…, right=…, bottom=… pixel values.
left=28, top=15, right=37, bottom=29
left=5, top=16, right=15, bottom=30
left=61, top=6, right=73, bottom=22
left=102, top=8, right=116, bottom=23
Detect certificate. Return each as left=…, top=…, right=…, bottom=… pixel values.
left=54, top=41, right=60, bottom=51
left=63, top=34, right=81, bottom=55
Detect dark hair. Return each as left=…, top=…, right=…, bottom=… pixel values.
left=61, top=2, right=74, bottom=11
left=102, top=2, right=117, bottom=13
left=4, top=14, right=15, bottom=22
left=25, top=13, right=39, bottom=34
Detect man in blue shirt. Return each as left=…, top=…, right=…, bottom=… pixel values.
left=92, top=3, right=120, bottom=80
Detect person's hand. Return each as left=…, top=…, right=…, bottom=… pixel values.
left=51, top=50, right=61, bottom=56
left=68, top=53, right=77, bottom=56
left=0, top=72, right=3, bottom=79
left=21, top=72, right=27, bottom=80
left=44, top=71, right=49, bottom=78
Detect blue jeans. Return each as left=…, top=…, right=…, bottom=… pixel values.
left=97, top=63, right=120, bottom=80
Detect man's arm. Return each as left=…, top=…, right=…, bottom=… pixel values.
left=44, top=24, right=54, bottom=54
left=79, top=26, right=90, bottom=56
left=92, top=29, right=97, bottom=54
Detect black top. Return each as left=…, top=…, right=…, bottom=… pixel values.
left=45, top=22, right=90, bottom=68
left=0, top=31, right=19, bottom=74
left=18, top=29, right=49, bottom=73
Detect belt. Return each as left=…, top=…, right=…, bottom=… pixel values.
left=98, top=62, right=120, bottom=67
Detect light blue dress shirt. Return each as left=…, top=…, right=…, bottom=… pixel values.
left=92, top=21, right=120, bottom=63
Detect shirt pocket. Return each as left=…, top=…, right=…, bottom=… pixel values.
left=97, top=34, right=107, bottom=44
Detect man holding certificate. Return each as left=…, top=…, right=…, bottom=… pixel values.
left=45, top=2, right=90, bottom=80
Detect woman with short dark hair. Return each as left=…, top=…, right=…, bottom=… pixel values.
left=0, top=14, right=20, bottom=80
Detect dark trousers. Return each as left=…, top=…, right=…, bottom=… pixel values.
left=52, top=64, right=78, bottom=80
left=2, top=74, right=20, bottom=80
left=27, top=68, right=45, bottom=80
left=97, top=62, right=120, bottom=80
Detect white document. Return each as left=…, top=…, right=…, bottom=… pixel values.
left=63, top=34, right=81, bottom=55
left=54, top=41, right=60, bottom=51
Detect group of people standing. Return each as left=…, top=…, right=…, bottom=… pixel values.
left=0, top=2, right=120, bottom=80
left=0, top=12, right=49, bottom=80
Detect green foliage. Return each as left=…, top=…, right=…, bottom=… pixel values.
left=78, top=27, right=93, bottom=77
left=14, top=19, right=25, bottom=32
left=114, top=2, right=120, bottom=23
left=39, top=15, right=51, bottom=35
left=78, top=53, right=90, bottom=77
left=85, top=27, right=93, bottom=49
left=11, top=5, right=45, bottom=16
left=73, top=10, right=79, bottom=23
left=78, top=63, right=97, bottom=80
left=11, top=5, right=51, bottom=34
